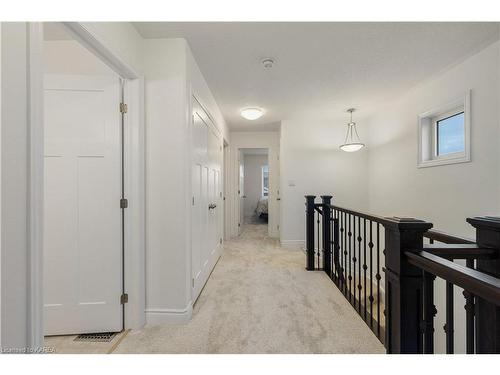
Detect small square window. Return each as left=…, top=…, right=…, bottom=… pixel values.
left=436, top=111, right=465, bottom=156
left=418, top=92, right=470, bottom=168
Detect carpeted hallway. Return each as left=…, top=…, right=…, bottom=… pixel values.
left=113, top=223, right=385, bottom=354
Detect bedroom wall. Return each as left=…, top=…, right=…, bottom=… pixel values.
left=243, top=154, right=268, bottom=219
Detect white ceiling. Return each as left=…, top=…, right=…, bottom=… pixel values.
left=135, top=22, right=499, bottom=131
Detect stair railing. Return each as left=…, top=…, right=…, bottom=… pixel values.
left=305, top=195, right=500, bottom=353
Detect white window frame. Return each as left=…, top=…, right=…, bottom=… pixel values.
left=417, top=91, right=471, bottom=168
left=261, top=165, right=269, bottom=197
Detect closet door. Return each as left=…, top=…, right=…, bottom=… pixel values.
left=208, top=129, right=222, bottom=258
left=191, top=99, right=223, bottom=302
left=191, top=110, right=208, bottom=299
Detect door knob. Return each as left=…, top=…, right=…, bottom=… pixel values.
left=277, top=198, right=281, bottom=201
left=242, top=195, right=247, bottom=198
left=208, top=203, right=217, bottom=210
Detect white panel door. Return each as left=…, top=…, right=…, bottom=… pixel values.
left=191, top=99, right=222, bottom=302
left=191, top=110, right=209, bottom=299
left=208, top=129, right=221, bottom=258
left=44, top=75, right=122, bottom=335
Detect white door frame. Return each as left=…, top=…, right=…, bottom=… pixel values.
left=27, top=22, right=145, bottom=348
left=228, top=132, right=280, bottom=239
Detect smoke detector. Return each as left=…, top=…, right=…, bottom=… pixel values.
left=261, top=58, right=275, bottom=69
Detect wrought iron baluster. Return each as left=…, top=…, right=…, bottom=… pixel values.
left=357, top=216, right=362, bottom=313
left=444, top=281, right=454, bottom=354
left=464, top=258, right=475, bottom=354
left=363, top=218, right=367, bottom=322
left=376, top=222, right=381, bottom=337
left=353, top=214, right=357, bottom=308
left=369, top=220, right=374, bottom=329
left=343, top=212, right=348, bottom=296
left=348, top=214, right=352, bottom=304
left=334, top=211, right=340, bottom=284
left=423, top=271, right=436, bottom=354
left=316, top=209, right=320, bottom=269
left=338, top=212, right=342, bottom=289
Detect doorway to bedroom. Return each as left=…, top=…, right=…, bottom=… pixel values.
left=238, top=148, right=269, bottom=232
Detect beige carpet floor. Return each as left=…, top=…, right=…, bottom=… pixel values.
left=114, top=224, right=385, bottom=354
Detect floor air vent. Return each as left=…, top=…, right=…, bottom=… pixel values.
left=74, top=332, right=118, bottom=343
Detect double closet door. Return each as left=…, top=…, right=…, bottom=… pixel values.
left=191, top=98, right=223, bottom=301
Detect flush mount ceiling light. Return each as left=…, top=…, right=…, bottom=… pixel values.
left=240, top=107, right=264, bottom=120
left=340, top=108, right=365, bottom=152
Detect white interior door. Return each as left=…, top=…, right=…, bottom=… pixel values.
left=43, top=75, right=122, bottom=335
left=191, top=98, right=222, bottom=301
left=238, top=150, right=245, bottom=234
left=191, top=109, right=208, bottom=298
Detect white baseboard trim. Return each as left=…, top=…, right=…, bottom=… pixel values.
left=280, top=239, right=305, bottom=250
left=145, top=302, right=193, bottom=325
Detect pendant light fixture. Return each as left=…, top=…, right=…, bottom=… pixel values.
left=340, top=108, right=365, bottom=152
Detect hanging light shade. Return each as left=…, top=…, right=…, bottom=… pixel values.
left=340, top=108, right=365, bottom=152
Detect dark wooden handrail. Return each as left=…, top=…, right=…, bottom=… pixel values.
left=406, top=250, right=500, bottom=305
left=329, top=204, right=394, bottom=226
left=423, top=243, right=498, bottom=260
left=424, top=229, right=475, bottom=244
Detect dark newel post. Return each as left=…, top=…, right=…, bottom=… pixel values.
left=305, top=196, right=317, bottom=270
left=384, top=218, right=433, bottom=354
left=321, top=196, right=333, bottom=276
left=466, top=216, right=500, bottom=354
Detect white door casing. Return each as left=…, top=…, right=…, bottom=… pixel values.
left=43, top=74, right=122, bottom=335
left=191, top=97, right=222, bottom=302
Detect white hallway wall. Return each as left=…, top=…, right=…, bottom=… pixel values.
left=43, top=40, right=115, bottom=76
left=243, top=154, right=268, bottom=218
left=367, top=41, right=500, bottom=236
left=144, top=38, right=227, bottom=324
left=279, top=118, right=370, bottom=247
left=1, top=22, right=30, bottom=349
left=366, top=40, right=500, bottom=353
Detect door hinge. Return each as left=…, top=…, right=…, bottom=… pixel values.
left=220, top=238, right=222, bottom=244
left=120, top=103, right=128, bottom=113
left=219, top=192, right=222, bottom=198
left=120, top=198, right=128, bottom=209
left=120, top=293, right=129, bottom=304
left=238, top=223, right=241, bottom=227
left=192, top=278, right=195, bottom=288
left=192, top=196, right=195, bottom=206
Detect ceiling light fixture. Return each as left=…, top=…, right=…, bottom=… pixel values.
left=340, top=108, right=365, bottom=152
left=240, top=107, right=264, bottom=120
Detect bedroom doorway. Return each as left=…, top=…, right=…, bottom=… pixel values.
left=238, top=148, right=269, bottom=233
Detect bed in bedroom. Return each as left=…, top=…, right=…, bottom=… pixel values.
left=255, top=196, right=269, bottom=221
